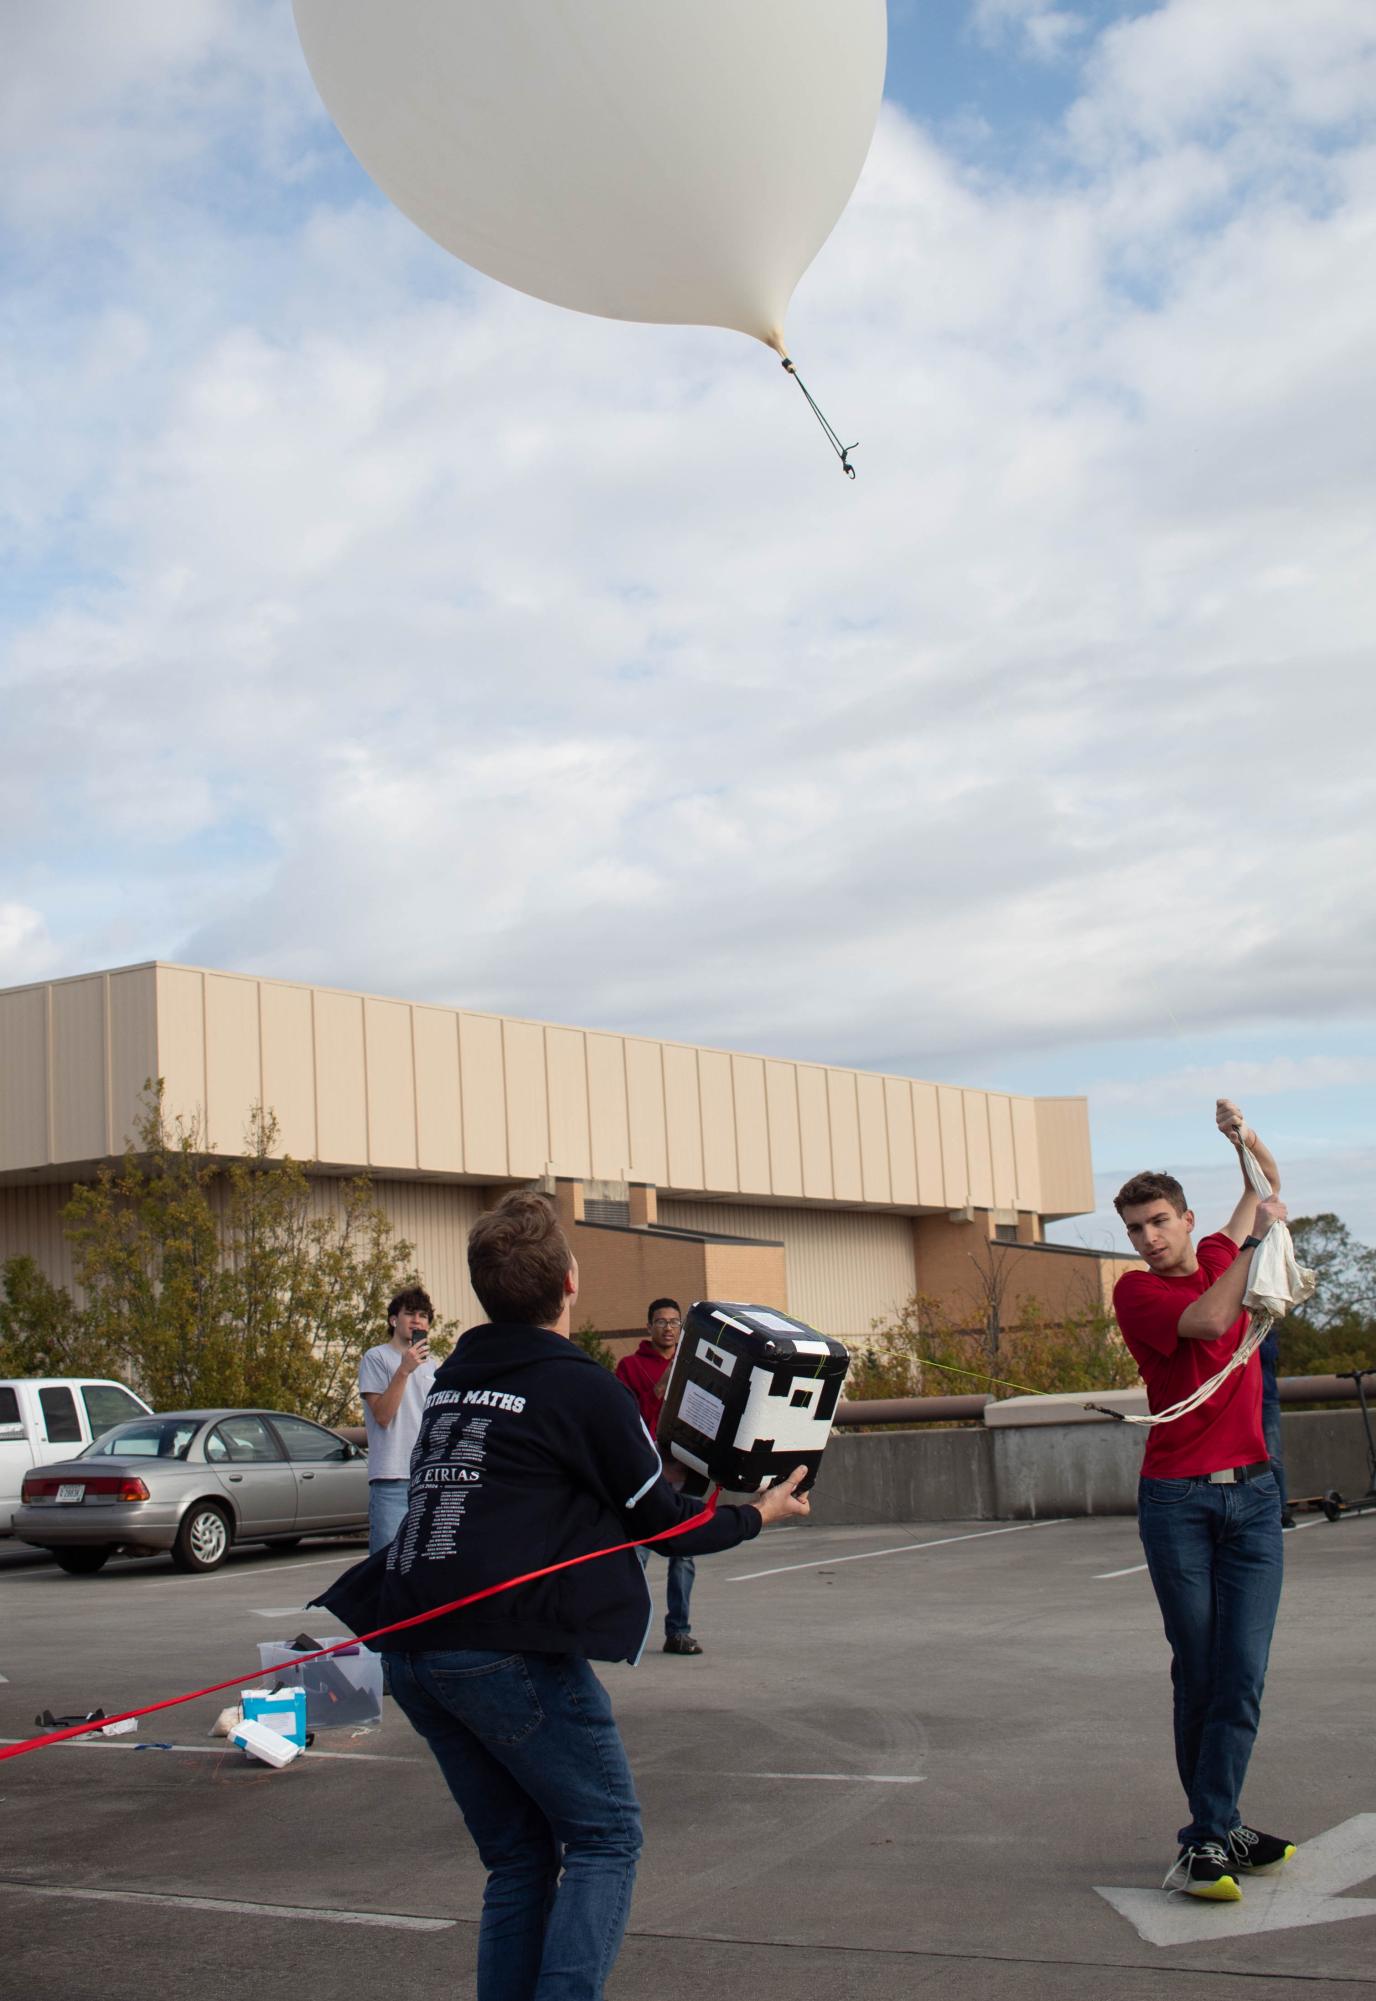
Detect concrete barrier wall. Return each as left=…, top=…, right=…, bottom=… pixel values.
left=810, top=1408, right=1373, bottom=1524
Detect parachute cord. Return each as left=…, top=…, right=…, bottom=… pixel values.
left=780, top=355, right=857, bottom=477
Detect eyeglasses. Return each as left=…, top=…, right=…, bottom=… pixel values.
left=650, top=1317, right=681, bottom=1330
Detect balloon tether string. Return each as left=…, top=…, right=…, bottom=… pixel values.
left=780, top=355, right=857, bottom=478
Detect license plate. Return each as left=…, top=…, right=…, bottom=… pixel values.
left=56, top=1484, right=85, bottom=1504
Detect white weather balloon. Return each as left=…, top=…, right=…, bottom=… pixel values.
left=292, top=0, right=886, bottom=358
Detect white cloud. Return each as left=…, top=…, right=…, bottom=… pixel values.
left=1092, top=1058, right=1376, bottom=1113
left=1, top=0, right=1374, bottom=1102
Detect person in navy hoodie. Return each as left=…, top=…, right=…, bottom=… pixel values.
left=318, top=1188, right=809, bottom=2001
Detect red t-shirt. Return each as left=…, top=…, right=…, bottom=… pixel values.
left=615, top=1341, right=670, bottom=1438
left=1112, top=1232, right=1265, bottom=1478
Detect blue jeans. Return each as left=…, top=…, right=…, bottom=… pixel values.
left=636, top=1544, right=695, bottom=1636
left=1137, top=1472, right=1284, bottom=1846
left=389, top=1649, right=642, bottom=2001
left=1259, top=1333, right=1289, bottom=1516
left=368, top=1479, right=410, bottom=1554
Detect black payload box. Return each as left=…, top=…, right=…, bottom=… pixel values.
left=657, top=1303, right=850, bottom=1496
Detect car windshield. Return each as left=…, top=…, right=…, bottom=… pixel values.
left=82, top=1418, right=200, bottom=1461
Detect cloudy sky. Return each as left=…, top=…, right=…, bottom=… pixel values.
left=3, top=1, right=1374, bottom=1247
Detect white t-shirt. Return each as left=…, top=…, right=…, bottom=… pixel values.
left=358, top=1342, right=438, bottom=1482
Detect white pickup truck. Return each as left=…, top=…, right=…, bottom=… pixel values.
left=0, top=1378, right=153, bottom=1533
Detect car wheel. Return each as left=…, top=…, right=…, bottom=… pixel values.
left=172, top=1501, right=232, bottom=1573
left=53, top=1545, right=114, bottom=1575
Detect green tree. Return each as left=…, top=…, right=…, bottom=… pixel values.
left=62, top=1083, right=420, bottom=1421
left=0, top=1257, right=112, bottom=1379
left=1276, top=1214, right=1376, bottom=1377
left=573, top=1320, right=618, bottom=1371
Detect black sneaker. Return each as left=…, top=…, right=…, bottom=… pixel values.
left=1228, top=1825, right=1296, bottom=1874
left=663, top=1633, right=704, bottom=1655
left=1280, top=1512, right=1297, bottom=1529
left=1163, top=1842, right=1242, bottom=1901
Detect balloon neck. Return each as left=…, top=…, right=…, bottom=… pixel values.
left=765, top=329, right=789, bottom=360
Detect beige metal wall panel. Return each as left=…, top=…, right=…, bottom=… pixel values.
left=107, top=967, right=159, bottom=1154
left=313, top=989, right=369, bottom=1166
left=203, top=974, right=262, bottom=1155
left=0, top=985, right=49, bottom=1172
left=155, top=965, right=208, bottom=1138
left=764, top=1061, right=803, bottom=1198
left=884, top=1078, right=918, bottom=1208
left=697, top=1048, right=737, bottom=1192
left=796, top=1065, right=832, bottom=1200
left=587, top=1033, right=630, bottom=1181
left=364, top=998, right=417, bottom=1171
left=259, top=980, right=318, bottom=1160
left=826, top=1071, right=863, bottom=1202
left=50, top=977, right=108, bottom=1164
left=856, top=1072, right=891, bottom=1205
left=988, top=1095, right=1017, bottom=1212
left=1010, top=1097, right=1042, bottom=1214
left=731, top=1055, right=771, bottom=1196
left=662, top=1043, right=703, bottom=1190
left=911, top=1082, right=944, bottom=1207
left=624, top=1038, right=668, bottom=1186
left=311, top=1176, right=486, bottom=1336
left=963, top=1093, right=994, bottom=1210
left=658, top=1199, right=916, bottom=1340
left=1035, top=1097, right=1096, bottom=1218
left=500, top=1018, right=546, bottom=1179
left=546, top=1027, right=591, bottom=1178
left=458, top=1013, right=507, bottom=1176
left=0, top=1182, right=80, bottom=1292
left=937, top=1087, right=967, bottom=1208
left=413, top=1007, right=463, bottom=1174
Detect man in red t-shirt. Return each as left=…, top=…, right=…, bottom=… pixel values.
left=1113, top=1099, right=1295, bottom=1902
left=616, top=1298, right=702, bottom=1654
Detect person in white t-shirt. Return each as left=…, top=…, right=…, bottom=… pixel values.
left=358, top=1286, right=438, bottom=1553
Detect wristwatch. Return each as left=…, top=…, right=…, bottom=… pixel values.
left=1240, top=1234, right=1263, bottom=1251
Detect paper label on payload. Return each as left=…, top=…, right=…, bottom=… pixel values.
left=748, top=1311, right=805, bottom=1336
left=679, top=1380, right=725, bottom=1441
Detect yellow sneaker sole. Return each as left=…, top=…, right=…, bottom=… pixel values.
left=1183, top=1874, right=1242, bottom=1901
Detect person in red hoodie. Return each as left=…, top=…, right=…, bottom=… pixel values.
left=616, top=1299, right=702, bottom=1654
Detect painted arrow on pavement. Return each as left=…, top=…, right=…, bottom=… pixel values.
left=1097, top=1813, right=1376, bottom=1946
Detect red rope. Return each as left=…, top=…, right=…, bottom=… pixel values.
left=0, top=1492, right=720, bottom=1763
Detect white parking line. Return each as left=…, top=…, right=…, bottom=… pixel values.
left=1094, top=1512, right=1328, bottom=1579
left=728, top=1517, right=1067, bottom=1582
left=737, top=1772, right=925, bottom=1784
left=148, top=1553, right=359, bottom=1587
left=0, top=1883, right=452, bottom=1931
left=0, top=1735, right=416, bottom=1764
left=250, top=1608, right=349, bottom=1620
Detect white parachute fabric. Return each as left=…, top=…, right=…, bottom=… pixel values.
left=1116, top=1143, right=1314, bottom=1429
left=292, top=0, right=887, bottom=350
left=1239, top=1143, right=1316, bottom=1322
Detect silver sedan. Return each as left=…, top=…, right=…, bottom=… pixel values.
left=13, top=1408, right=369, bottom=1574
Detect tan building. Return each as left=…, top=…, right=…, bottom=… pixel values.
left=0, top=963, right=1136, bottom=1354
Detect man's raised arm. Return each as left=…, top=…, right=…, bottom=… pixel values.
left=1216, top=1097, right=1281, bottom=1246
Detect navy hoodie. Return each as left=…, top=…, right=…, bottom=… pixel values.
left=315, top=1323, right=763, bottom=1663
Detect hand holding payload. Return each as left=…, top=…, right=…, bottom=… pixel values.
left=656, top=1302, right=850, bottom=1496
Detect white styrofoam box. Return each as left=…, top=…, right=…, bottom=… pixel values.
left=230, top=1717, right=301, bottom=1768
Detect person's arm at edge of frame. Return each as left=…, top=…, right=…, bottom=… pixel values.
left=1177, top=1099, right=1286, bottom=1342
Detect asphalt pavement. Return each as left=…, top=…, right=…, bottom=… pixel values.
left=1, top=1511, right=1372, bottom=2000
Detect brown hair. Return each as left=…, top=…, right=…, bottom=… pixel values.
left=388, top=1285, right=434, bottom=1323
left=1113, top=1171, right=1188, bottom=1219
left=467, top=1190, right=572, bottom=1326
